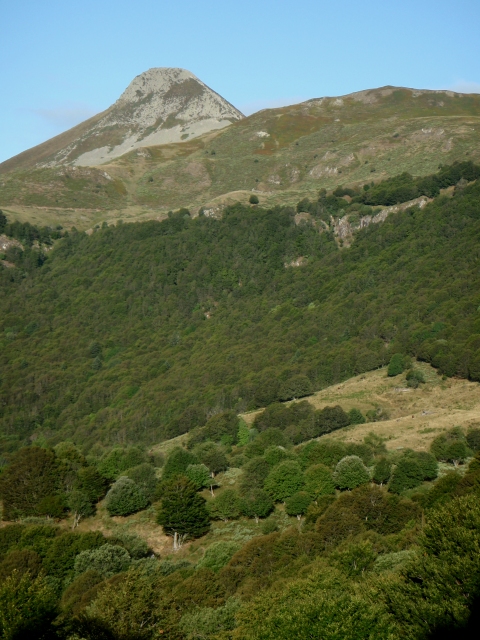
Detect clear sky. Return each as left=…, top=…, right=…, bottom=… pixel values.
left=1, top=0, right=479, bottom=163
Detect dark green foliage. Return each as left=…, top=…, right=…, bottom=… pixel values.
left=278, top=375, right=313, bottom=401
left=194, top=442, right=229, bottom=476
left=0, top=447, right=61, bottom=520
left=42, top=530, right=106, bottom=583
left=105, top=476, right=149, bottom=516
left=156, top=475, right=210, bottom=541
left=415, top=471, right=462, bottom=509
left=314, top=405, right=350, bottom=436
left=263, top=445, right=291, bottom=466
left=238, top=490, right=274, bottom=521
left=74, top=466, right=107, bottom=503
left=388, top=353, right=406, bottom=376
left=285, top=491, right=312, bottom=518
left=253, top=401, right=314, bottom=434
left=298, top=439, right=347, bottom=469
left=0, top=549, right=42, bottom=581
left=430, top=427, right=469, bottom=464
left=249, top=195, right=259, bottom=205
left=405, top=368, right=426, bottom=388
left=68, top=490, right=96, bottom=527
left=60, top=569, right=104, bottom=617
left=333, top=455, right=370, bottom=490
left=388, top=458, right=423, bottom=493
left=264, top=460, right=304, bottom=501
left=0, top=210, right=7, bottom=232
left=373, top=457, right=392, bottom=484
left=125, top=463, right=158, bottom=500
left=162, top=447, right=199, bottom=482
left=204, top=410, right=239, bottom=443
left=466, top=427, right=480, bottom=452
left=348, top=408, right=366, bottom=424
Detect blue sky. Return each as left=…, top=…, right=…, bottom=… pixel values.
left=1, top=0, right=479, bottom=163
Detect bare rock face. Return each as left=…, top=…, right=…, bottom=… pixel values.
left=42, top=68, right=244, bottom=167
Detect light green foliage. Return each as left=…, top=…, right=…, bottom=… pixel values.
left=388, top=353, right=406, bottom=376
left=105, top=476, right=149, bottom=516
left=197, top=541, right=240, bottom=572
left=333, top=456, right=370, bottom=490
left=208, top=489, right=241, bottom=521
left=263, top=445, right=291, bottom=467
left=405, top=368, right=425, bottom=388
left=0, top=571, right=57, bottom=640
left=285, top=491, right=312, bottom=518
left=364, top=432, right=387, bottom=456
left=330, top=540, right=377, bottom=576
left=373, top=550, right=416, bottom=573
left=299, top=439, right=347, bottom=469
left=304, top=464, right=335, bottom=498
left=74, top=544, right=131, bottom=579
left=161, top=447, right=199, bottom=482
left=185, top=463, right=211, bottom=489
left=180, top=597, right=241, bottom=639
left=237, top=419, right=251, bottom=446
left=97, top=447, right=147, bottom=480
left=264, top=460, right=305, bottom=501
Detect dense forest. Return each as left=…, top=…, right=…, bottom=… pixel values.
left=1, top=162, right=480, bottom=638
left=1, top=162, right=480, bottom=455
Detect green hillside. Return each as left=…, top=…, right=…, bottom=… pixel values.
left=1, top=162, right=480, bottom=456
left=1, top=87, right=479, bottom=229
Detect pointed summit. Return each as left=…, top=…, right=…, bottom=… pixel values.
left=1, top=68, right=244, bottom=170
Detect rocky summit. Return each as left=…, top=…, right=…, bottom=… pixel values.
left=0, top=68, right=244, bottom=170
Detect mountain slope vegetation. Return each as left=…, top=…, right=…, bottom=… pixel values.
left=1, top=162, right=480, bottom=456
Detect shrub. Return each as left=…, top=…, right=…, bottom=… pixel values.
left=97, top=447, right=147, bottom=480
left=74, top=466, right=107, bottom=503
left=179, top=597, right=241, bottom=639
left=0, top=549, right=42, bottom=582
left=204, top=411, right=239, bottom=442
left=388, top=458, right=423, bottom=493
left=285, top=492, right=312, bottom=519
left=74, top=544, right=131, bottom=579
left=156, top=476, right=210, bottom=547
left=333, top=456, right=370, bottom=490
left=105, top=477, right=149, bottom=516
left=466, top=427, right=480, bottom=452
left=238, top=489, right=274, bottom=521
left=348, top=408, right=366, bottom=425
left=388, top=353, right=406, bottom=376
left=264, top=461, right=305, bottom=501
left=125, top=463, right=158, bottom=500
left=197, top=541, right=240, bottom=572
left=249, top=195, right=259, bottom=205
left=373, top=457, right=392, bottom=485
left=298, top=439, right=347, bottom=470
left=264, top=445, right=291, bottom=467
left=208, top=489, right=241, bottom=521
left=304, top=464, right=335, bottom=498
left=240, top=456, right=270, bottom=492
left=314, top=405, right=350, bottom=436
left=405, top=368, right=425, bottom=388
left=185, top=463, right=211, bottom=490
left=114, top=533, right=149, bottom=559
left=194, top=442, right=229, bottom=477
left=162, top=447, right=198, bottom=482
left=430, top=428, right=469, bottom=464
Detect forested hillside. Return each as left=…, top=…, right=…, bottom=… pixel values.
left=1, top=162, right=480, bottom=456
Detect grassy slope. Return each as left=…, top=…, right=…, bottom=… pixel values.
left=1, top=87, right=479, bottom=229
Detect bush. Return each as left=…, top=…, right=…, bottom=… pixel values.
left=430, top=428, right=469, bottom=465
left=114, top=533, right=149, bottom=559
left=249, top=195, right=259, bottom=205
left=264, top=461, right=305, bottom=501
left=304, top=464, right=335, bottom=498
left=194, top=442, right=229, bottom=477
left=285, top=492, right=312, bottom=519
left=125, top=463, right=158, bottom=500
left=74, top=544, right=131, bottom=579
left=263, top=445, right=291, bottom=467
left=0, top=549, right=43, bottom=582
left=333, top=456, right=370, bottom=490
left=388, top=353, right=406, bottom=376
left=208, top=489, right=241, bottom=521
left=348, top=408, right=366, bottom=425
left=388, top=458, right=423, bottom=493
left=185, top=463, right=211, bottom=490
left=179, top=597, right=241, bottom=639
left=97, top=447, right=147, bottom=480
left=105, top=477, right=149, bottom=516
left=197, top=541, right=240, bottom=572
left=162, top=447, right=198, bottom=481
left=372, top=457, right=392, bottom=485
left=466, top=427, right=480, bottom=452
left=238, top=489, right=274, bottom=521
left=405, top=368, right=425, bottom=388
left=74, top=466, right=107, bottom=503
left=240, top=456, right=271, bottom=492
left=298, top=439, right=347, bottom=470
left=314, top=405, right=350, bottom=436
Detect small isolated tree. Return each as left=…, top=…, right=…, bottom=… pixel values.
left=249, top=195, right=259, bottom=205
left=446, top=441, right=469, bottom=467
left=186, top=464, right=211, bottom=491
left=333, top=456, right=370, bottom=490
left=405, top=369, right=425, bottom=388
left=387, top=353, right=406, bottom=377
left=162, top=447, right=198, bottom=482
left=105, top=477, right=149, bottom=517
left=285, top=491, right=312, bottom=520
left=196, top=541, right=240, bottom=572
left=372, top=457, right=392, bottom=485
left=208, top=489, right=241, bottom=522
left=304, top=464, right=335, bottom=499
left=74, top=544, right=131, bottom=579
left=156, top=476, right=210, bottom=550
left=264, top=460, right=304, bottom=502
left=238, top=489, right=274, bottom=523
left=348, top=408, right=366, bottom=425
left=68, top=490, right=95, bottom=529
